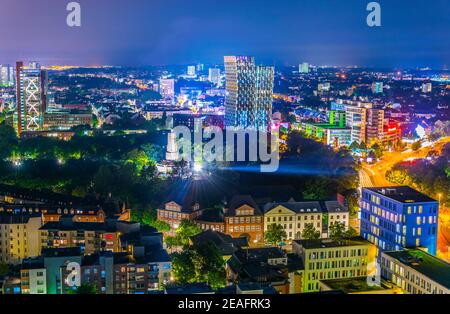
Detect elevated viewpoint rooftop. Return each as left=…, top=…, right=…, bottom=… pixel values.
left=365, top=186, right=437, bottom=203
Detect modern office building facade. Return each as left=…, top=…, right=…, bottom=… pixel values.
left=360, top=187, right=439, bottom=257
left=301, top=109, right=351, bottom=147
left=224, top=56, right=274, bottom=132
left=380, top=249, right=449, bottom=294
left=331, top=100, right=385, bottom=145
left=302, top=122, right=352, bottom=147
left=43, top=111, right=93, bottom=130
left=366, top=108, right=385, bottom=146
left=292, top=237, right=376, bottom=293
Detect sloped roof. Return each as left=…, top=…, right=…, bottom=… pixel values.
left=263, top=201, right=322, bottom=214
left=226, top=195, right=262, bottom=216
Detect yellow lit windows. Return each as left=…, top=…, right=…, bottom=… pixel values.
left=418, top=228, right=421, bottom=236
left=407, top=207, right=411, bottom=214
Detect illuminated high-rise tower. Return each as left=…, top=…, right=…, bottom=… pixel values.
left=299, top=62, right=309, bottom=74
left=0, top=65, right=15, bottom=86
left=208, top=68, right=221, bottom=86
left=159, top=78, right=175, bottom=99
left=224, top=56, right=274, bottom=131
left=15, top=61, right=48, bottom=135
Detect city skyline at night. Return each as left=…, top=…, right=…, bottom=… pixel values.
left=0, top=0, right=449, bottom=301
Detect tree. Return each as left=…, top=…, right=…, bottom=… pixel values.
left=194, top=243, right=226, bottom=289
left=0, top=122, right=18, bottom=160
left=386, top=167, right=408, bottom=185
left=171, top=243, right=226, bottom=289
left=303, top=177, right=331, bottom=200
left=411, top=141, right=422, bottom=151
left=150, top=220, right=171, bottom=232
left=171, top=220, right=202, bottom=248
left=301, top=223, right=320, bottom=240
left=359, top=142, right=367, bottom=151
left=286, top=114, right=297, bottom=124
left=264, top=223, right=287, bottom=245
left=165, top=236, right=179, bottom=249
left=171, top=248, right=197, bottom=284
left=329, top=222, right=347, bottom=241
left=72, top=283, right=97, bottom=294
left=349, top=141, right=359, bottom=151
left=0, top=262, right=9, bottom=276
left=428, top=133, right=440, bottom=142
left=343, top=227, right=357, bottom=239
left=142, top=143, right=163, bottom=163
left=124, top=149, right=150, bottom=173
left=371, top=143, right=384, bottom=159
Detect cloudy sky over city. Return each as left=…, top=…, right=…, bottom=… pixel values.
left=0, top=0, right=449, bottom=67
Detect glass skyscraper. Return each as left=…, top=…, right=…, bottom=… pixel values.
left=224, top=56, right=274, bottom=131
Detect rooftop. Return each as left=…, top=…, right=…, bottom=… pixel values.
left=165, top=282, right=214, bottom=294
left=365, top=186, right=437, bottom=203
left=226, top=195, right=262, bottom=216
left=264, top=201, right=323, bottom=214
left=195, top=208, right=224, bottom=223
left=190, top=229, right=248, bottom=256
left=324, top=201, right=349, bottom=213
left=163, top=179, right=234, bottom=212
left=320, top=277, right=394, bottom=293
left=293, top=237, right=370, bottom=249
left=383, top=249, right=450, bottom=289
left=0, top=213, right=42, bottom=224
left=40, top=221, right=116, bottom=232
left=305, top=122, right=351, bottom=130
left=42, top=247, right=82, bottom=258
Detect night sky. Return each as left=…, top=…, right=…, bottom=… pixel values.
left=0, top=0, right=449, bottom=67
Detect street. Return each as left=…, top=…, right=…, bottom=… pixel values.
left=360, top=136, right=450, bottom=188
left=357, top=136, right=450, bottom=261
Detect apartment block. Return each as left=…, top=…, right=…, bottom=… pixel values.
left=380, top=249, right=449, bottom=294
left=0, top=213, right=43, bottom=264
left=292, top=237, right=376, bottom=292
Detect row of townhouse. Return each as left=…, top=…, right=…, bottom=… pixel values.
left=157, top=194, right=349, bottom=245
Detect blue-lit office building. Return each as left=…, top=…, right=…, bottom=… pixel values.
left=360, top=186, right=439, bottom=257
left=224, top=56, right=274, bottom=132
